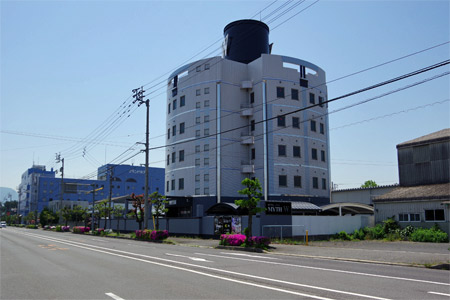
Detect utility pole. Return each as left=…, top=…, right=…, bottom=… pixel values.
left=132, top=86, right=150, bottom=229
left=108, top=166, right=114, bottom=229
left=56, top=153, right=64, bottom=222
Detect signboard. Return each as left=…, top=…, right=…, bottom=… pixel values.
left=214, top=216, right=241, bottom=235
left=265, top=201, right=292, bottom=215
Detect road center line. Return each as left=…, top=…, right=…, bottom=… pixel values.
left=14, top=230, right=391, bottom=300
left=195, top=252, right=450, bottom=287
left=106, top=292, right=125, bottom=300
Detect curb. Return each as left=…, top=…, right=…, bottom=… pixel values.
left=216, top=245, right=265, bottom=253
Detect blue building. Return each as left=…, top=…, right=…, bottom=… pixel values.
left=17, top=164, right=164, bottom=218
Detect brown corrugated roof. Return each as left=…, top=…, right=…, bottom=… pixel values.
left=397, top=128, right=450, bottom=148
left=373, top=183, right=450, bottom=202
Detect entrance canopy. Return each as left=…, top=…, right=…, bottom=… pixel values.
left=320, top=202, right=374, bottom=215
left=205, top=203, right=247, bottom=215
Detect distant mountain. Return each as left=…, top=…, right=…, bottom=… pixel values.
left=0, top=187, right=18, bottom=203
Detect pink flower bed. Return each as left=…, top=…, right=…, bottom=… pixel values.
left=135, top=230, right=169, bottom=241
left=73, top=226, right=90, bottom=234
left=220, top=234, right=271, bottom=248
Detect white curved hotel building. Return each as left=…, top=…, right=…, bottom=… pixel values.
left=165, top=20, right=330, bottom=215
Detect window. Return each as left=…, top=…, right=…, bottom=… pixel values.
left=312, top=148, right=318, bottom=160
left=196, top=66, right=201, bottom=72
left=178, top=178, right=184, bottom=190
left=204, top=144, right=209, bottom=152
left=292, top=117, right=300, bottom=129
left=204, top=158, right=209, bottom=165
left=173, top=99, right=177, bottom=110
left=204, top=87, right=210, bottom=94
left=196, top=89, right=201, bottom=96
left=204, top=128, right=209, bottom=136
left=180, top=122, right=185, bottom=134
left=204, top=187, right=209, bottom=195
left=172, top=125, right=176, bottom=136
left=313, top=177, right=319, bottom=189
left=251, top=148, right=255, bottom=160
left=171, top=179, right=175, bottom=191
left=205, top=63, right=210, bottom=70
left=425, top=209, right=445, bottom=221
left=294, top=176, right=302, bottom=188
left=204, top=115, right=209, bottom=123
left=319, top=96, right=324, bottom=107
left=195, top=159, right=200, bottom=166
left=195, top=174, right=200, bottom=182
left=293, top=146, right=301, bottom=158
left=195, top=188, right=200, bottom=195
left=179, top=150, right=184, bottom=162
left=291, top=89, right=299, bottom=100
left=250, top=92, right=255, bottom=104
left=310, top=120, right=316, bottom=132
left=277, top=87, right=285, bottom=98
left=204, top=174, right=209, bottom=181
left=321, top=150, right=326, bottom=162
left=277, top=115, right=286, bottom=127
left=167, top=128, right=170, bottom=139
left=399, top=213, right=421, bottom=222
left=196, top=102, right=201, bottom=108
left=320, top=123, right=325, bottom=134
left=278, top=145, right=286, bottom=156
left=172, top=152, right=176, bottom=163
left=195, top=145, right=200, bottom=153
left=196, top=130, right=200, bottom=137
left=250, top=120, right=255, bottom=131
left=300, top=79, right=308, bottom=88
left=309, top=93, right=315, bottom=104
left=322, top=178, right=327, bottom=190
left=279, top=175, right=287, bottom=187
left=166, top=181, right=169, bottom=192
left=167, top=155, right=170, bottom=166
left=168, top=103, right=171, bottom=114
left=204, top=100, right=209, bottom=107
left=180, top=96, right=185, bottom=107
left=196, top=117, right=201, bottom=124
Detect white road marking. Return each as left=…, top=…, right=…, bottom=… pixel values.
left=14, top=230, right=393, bottom=300
left=106, top=292, right=125, bottom=300
left=219, top=252, right=279, bottom=259
left=196, top=252, right=450, bottom=287
left=428, top=291, right=450, bottom=297
left=166, top=253, right=211, bottom=262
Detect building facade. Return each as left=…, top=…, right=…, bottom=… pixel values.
left=373, top=129, right=450, bottom=234
left=165, top=20, right=330, bottom=215
left=18, top=164, right=165, bottom=217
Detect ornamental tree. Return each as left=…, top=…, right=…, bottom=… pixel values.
left=112, top=205, right=125, bottom=233
left=150, top=191, right=167, bottom=230
left=130, top=193, right=145, bottom=230
left=235, top=178, right=264, bottom=243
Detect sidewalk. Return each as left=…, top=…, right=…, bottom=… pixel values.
left=170, top=237, right=450, bottom=269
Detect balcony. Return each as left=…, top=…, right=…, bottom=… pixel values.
left=240, top=105, right=253, bottom=117
left=240, top=134, right=254, bottom=145
left=241, top=163, right=255, bottom=174
left=240, top=81, right=253, bottom=89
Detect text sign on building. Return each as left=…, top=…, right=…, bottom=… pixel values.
left=265, top=201, right=291, bottom=215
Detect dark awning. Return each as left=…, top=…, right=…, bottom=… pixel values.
left=205, top=203, right=247, bottom=215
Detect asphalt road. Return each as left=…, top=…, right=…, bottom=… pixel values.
left=1, top=228, right=449, bottom=300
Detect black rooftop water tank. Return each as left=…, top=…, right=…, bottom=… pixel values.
left=223, top=19, right=269, bottom=64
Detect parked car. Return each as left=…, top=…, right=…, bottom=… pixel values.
left=0, top=221, right=6, bottom=228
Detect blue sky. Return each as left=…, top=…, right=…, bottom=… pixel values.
left=1, top=0, right=449, bottom=192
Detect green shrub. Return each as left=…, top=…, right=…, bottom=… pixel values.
left=55, top=225, right=62, bottom=232
left=352, top=228, right=366, bottom=240
left=382, top=217, right=400, bottom=235
left=334, top=231, right=351, bottom=240
left=400, top=225, right=416, bottom=239
left=365, top=224, right=385, bottom=240
left=410, top=228, right=449, bottom=243
left=26, top=224, right=38, bottom=229
left=385, top=232, right=401, bottom=241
